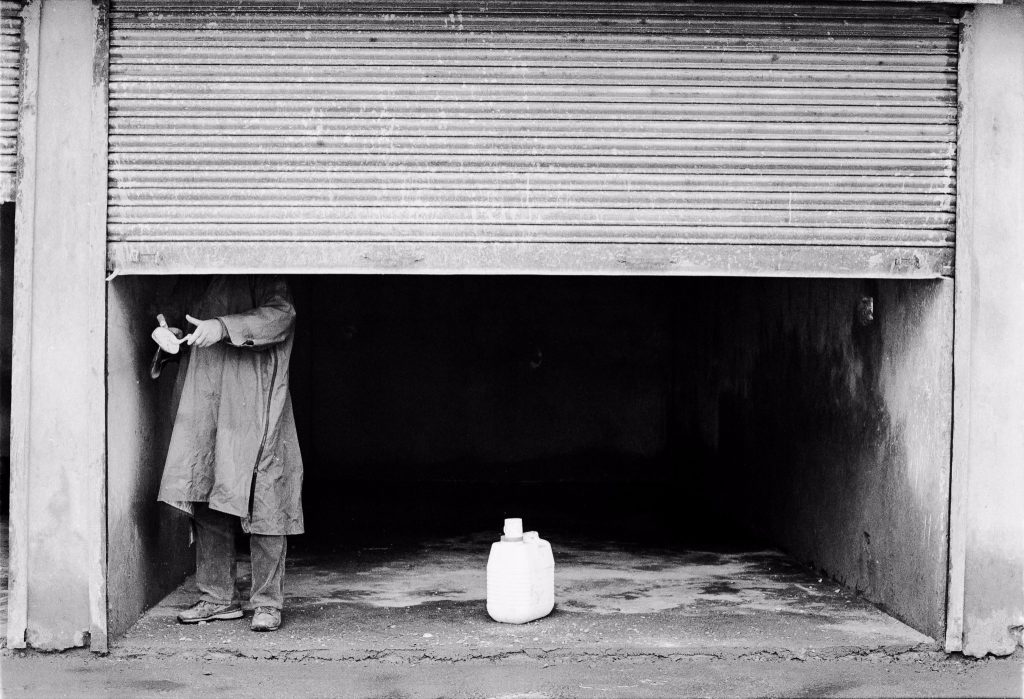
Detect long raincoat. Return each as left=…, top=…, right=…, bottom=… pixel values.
left=158, top=275, right=304, bottom=536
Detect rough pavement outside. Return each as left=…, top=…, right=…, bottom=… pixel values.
left=1, top=651, right=1021, bottom=698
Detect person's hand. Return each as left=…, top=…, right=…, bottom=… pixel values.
left=186, top=315, right=225, bottom=347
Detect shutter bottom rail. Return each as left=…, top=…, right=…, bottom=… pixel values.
left=106, top=241, right=954, bottom=278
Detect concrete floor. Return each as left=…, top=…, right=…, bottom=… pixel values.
left=2, top=534, right=1022, bottom=697
left=118, top=535, right=934, bottom=662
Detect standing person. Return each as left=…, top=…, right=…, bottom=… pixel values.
left=152, top=275, right=303, bottom=632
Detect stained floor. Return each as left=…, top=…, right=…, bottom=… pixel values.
left=116, top=534, right=934, bottom=662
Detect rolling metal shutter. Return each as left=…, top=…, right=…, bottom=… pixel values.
left=1, top=0, right=20, bottom=202
left=107, top=1, right=959, bottom=276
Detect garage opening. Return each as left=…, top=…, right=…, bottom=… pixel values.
left=107, top=273, right=953, bottom=656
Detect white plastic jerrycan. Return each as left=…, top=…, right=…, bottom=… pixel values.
left=486, top=518, right=555, bottom=624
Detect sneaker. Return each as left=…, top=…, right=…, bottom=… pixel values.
left=250, top=606, right=282, bottom=632
left=177, top=600, right=243, bottom=624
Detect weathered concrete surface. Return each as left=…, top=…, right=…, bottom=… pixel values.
left=8, top=0, right=108, bottom=651
left=106, top=277, right=193, bottom=640
left=948, top=4, right=1024, bottom=658
left=0, top=654, right=1019, bottom=699
left=3, top=653, right=1022, bottom=699
left=114, top=537, right=934, bottom=663
left=6, top=654, right=1024, bottom=699
left=678, top=279, right=953, bottom=641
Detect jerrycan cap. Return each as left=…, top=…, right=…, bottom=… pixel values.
left=501, top=518, right=524, bottom=542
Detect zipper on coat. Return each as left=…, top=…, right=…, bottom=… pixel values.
left=248, top=346, right=280, bottom=519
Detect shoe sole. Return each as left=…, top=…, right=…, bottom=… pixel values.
left=177, top=609, right=244, bottom=624
left=250, top=622, right=281, bottom=632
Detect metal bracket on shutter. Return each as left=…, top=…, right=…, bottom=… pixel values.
left=615, top=254, right=678, bottom=271
left=359, top=248, right=426, bottom=269
left=892, top=252, right=923, bottom=273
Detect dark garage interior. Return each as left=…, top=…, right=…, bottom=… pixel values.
left=291, top=275, right=738, bottom=545
left=106, top=274, right=954, bottom=651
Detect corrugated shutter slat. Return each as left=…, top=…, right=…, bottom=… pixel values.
left=107, top=0, right=959, bottom=263
left=1, top=0, right=20, bottom=201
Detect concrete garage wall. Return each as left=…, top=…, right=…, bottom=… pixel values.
left=106, top=277, right=193, bottom=639
left=7, top=0, right=108, bottom=650
left=947, top=4, right=1024, bottom=657
left=684, top=279, right=953, bottom=640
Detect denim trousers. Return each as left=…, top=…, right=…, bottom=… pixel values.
left=193, top=503, right=287, bottom=609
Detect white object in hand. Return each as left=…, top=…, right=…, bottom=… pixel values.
left=486, top=518, right=554, bottom=624
left=151, top=313, right=191, bottom=354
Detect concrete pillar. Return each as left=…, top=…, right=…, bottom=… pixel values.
left=7, top=0, right=109, bottom=651
left=947, top=3, right=1024, bottom=657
